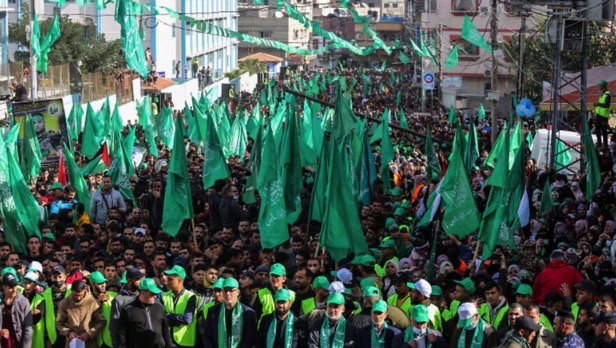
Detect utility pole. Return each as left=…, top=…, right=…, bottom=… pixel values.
left=517, top=14, right=526, bottom=98
left=30, top=0, right=37, bottom=100
left=549, top=15, right=562, bottom=170
left=438, top=23, right=442, bottom=102
left=490, top=0, right=498, bottom=144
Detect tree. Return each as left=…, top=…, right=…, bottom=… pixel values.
left=9, top=4, right=125, bottom=74
left=224, top=59, right=266, bottom=79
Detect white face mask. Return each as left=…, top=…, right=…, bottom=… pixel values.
left=465, top=321, right=477, bottom=330
left=412, top=326, right=427, bottom=337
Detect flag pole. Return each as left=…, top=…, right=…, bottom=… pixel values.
left=469, top=240, right=482, bottom=275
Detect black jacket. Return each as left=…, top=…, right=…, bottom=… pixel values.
left=356, top=324, right=403, bottom=348
left=117, top=298, right=172, bottom=348
left=308, top=317, right=356, bottom=348
left=256, top=312, right=309, bottom=348
left=219, top=195, right=248, bottom=229
left=203, top=302, right=257, bottom=348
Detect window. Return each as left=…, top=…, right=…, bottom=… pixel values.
left=451, top=0, right=477, bottom=12
left=384, top=3, right=390, bottom=8
left=260, top=31, right=272, bottom=38
left=393, top=3, right=399, bottom=8
left=451, top=35, right=480, bottom=57
left=416, top=0, right=437, bottom=12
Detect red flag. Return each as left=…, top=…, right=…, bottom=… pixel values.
left=58, top=151, right=67, bottom=185
left=101, top=142, right=111, bottom=167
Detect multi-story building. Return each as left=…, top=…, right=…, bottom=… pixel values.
left=238, top=0, right=312, bottom=61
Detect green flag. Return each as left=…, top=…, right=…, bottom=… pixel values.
left=478, top=103, right=486, bottom=121
left=464, top=120, right=479, bottom=173
left=107, top=135, right=136, bottom=205
left=0, top=129, right=28, bottom=253
left=484, top=126, right=507, bottom=168
left=257, top=125, right=289, bottom=249
left=399, top=109, right=409, bottom=129
left=243, top=125, right=262, bottom=204
left=280, top=109, right=303, bottom=225
left=156, top=106, right=175, bottom=149
left=380, top=110, right=395, bottom=193
left=19, top=114, right=42, bottom=183
left=115, top=0, right=149, bottom=78
left=63, top=143, right=91, bottom=212
left=161, top=117, right=194, bottom=236
left=399, top=51, right=411, bottom=64
left=539, top=179, right=554, bottom=216
left=37, top=13, right=61, bottom=74
left=448, top=105, right=457, bottom=124
left=81, top=103, right=105, bottom=158
left=202, top=107, right=230, bottom=190
left=228, top=115, right=248, bottom=160
left=31, top=14, right=41, bottom=59
left=445, top=45, right=459, bottom=70
left=555, top=138, right=572, bottom=171
left=584, top=121, right=601, bottom=199
left=426, top=127, right=441, bottom=182
left=136, top=96, right=158, bottom=157
left=410, top=38, right=426, bottom=57
left=358, top=133, right=377, bottom=206
left=461, top=15, right=492, bottom=52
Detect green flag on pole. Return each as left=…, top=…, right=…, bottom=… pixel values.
left=555, top=138, right=572, bottom=171
left=445, top=45, right=459, bottom=70
left=539, top=179, right=554, bottom=216
left=37, top=13, right=61, bottom=74
left=461, top=15, right=492, bottom=52
left=584, top=121, right=601, bottom=199
left=63, top=143, right=91, bottom=212
left=426, top=127, right=441, bottom=182
left=81, top=103, right=105, bottom=158
left=478, top=103, right=486, bottom=121
left=161, top=117, right=194, bottom=237
left=19, top=114, right=42, bottom=183
left=202, top=107, right=230, bottom=190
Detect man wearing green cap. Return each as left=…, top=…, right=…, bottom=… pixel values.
left=162, top=265, right=197, bottom=347
left=594, top=79, right=611, bottom=148
left=203, top=277, right=257, bottom=348
left=402, top=304, right=448, bottom=347
left=308, top=293, right=355, bottom=347
left=117, top=278, right=171, bottom=347
left=356, top=300, right=402, bottom=348
left=23, top=271, right=56, bottom=348
left=348, top=285, right=410, bottom=332
left=299, top=276, right=330, bottom=316
left=201, top=278, right=224, bottom=321
left=256, top=289, right=308, bottom=348
left=442, top=277, right=476, bottom=340
left=89, top=271, right=116, bottom=348
left=515, top=284, right=533, bottom=307
left=254, top=263, right=296, bottom=324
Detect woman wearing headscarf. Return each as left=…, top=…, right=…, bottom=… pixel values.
left=382, top=260, right=399, bottom=298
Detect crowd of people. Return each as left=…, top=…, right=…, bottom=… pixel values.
left=1, top=64, right=615, bottom=348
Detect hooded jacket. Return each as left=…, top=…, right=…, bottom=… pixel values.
left=532, top=260, right=584, bottom=305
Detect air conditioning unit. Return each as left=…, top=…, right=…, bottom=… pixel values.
left=484, top=69, right=492, bottom=77
left=480, top=6, right=489, bottom=16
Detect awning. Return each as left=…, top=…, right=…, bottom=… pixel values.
left=143, top=77, right=175, bottom=93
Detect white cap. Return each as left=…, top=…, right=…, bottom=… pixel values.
left=336, top=268, right=353, bottom=284
left=458, top=302, right=478, bottom=320
left=414, top=279, right=432, bottom=298
left=328, top=281, right=346, bottom=294
left=28, top=261, right=43, bottom=273
left=23, top=272, right=38, bottom=282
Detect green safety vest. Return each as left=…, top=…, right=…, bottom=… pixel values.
left=202, top=301, right=216, bottom=320
left=442, top=300, right=460, bottom=322
left=97, top=291, right=117, bottom=347
left=387, top=294, right=412, bottom=318
left=162, top=290, right=197, bottom=347
left=595, top=91, right=611, bottom=118
left=479, top=303, right=509, bottom=330
left=257, top=288, right=296, bottom=325
left=31, top=291, right=57, bottom=348
left=539, top=313, right=553, bottom=332
left=301, top=297, right=316, bottom=316
left=427, top=303, right=443, bottom=332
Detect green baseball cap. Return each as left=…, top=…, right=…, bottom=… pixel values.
left=394, top=207, right=406, bottom=216
left=454, top=278, right=476, bottom=295
left=400, top=201, right=410, bottom=209
left=270, top=263, right=286, bottom=276
left=213, top=278, right=224, bottom=289
left=1, top=267, right=17, bottom=278
left=372, top=300, right=388, bottom=313
left=274, top=289, right=291, bottom=302
left=42, top=232, right=56, bottom=241
left=431, top=285, right=443, bottom=296
left=120, top=272, right=127, bottom=285
left=164, top=265, right=187, bottom=280
left=390, top=187, right=403, bottom=196
left=599, top=80, right=608, bottom=88
left=50, top=182, right=64, bottom=191
left=222, top=277, right=239, bottom=289
left=362, top=286, right=381, bottom=297
left=360, top=277, right=377, bottom=291
left=89, top=271, right=107, bottom=285
left=379, top=239, right=396, bottom=250
left=327, top=292, right=345, bottom=305
left=385, top=218, right=396, bottom=230
left=138, top=278, right=162, bottom=294
left=312, top=276, right=330, bottom=290
left=412, top=304, right=429, bottom=323
left=515, top=284, right=533, bottom=296
left=352, top=254, right=376, bottom=267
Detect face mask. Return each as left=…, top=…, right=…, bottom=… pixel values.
left=465, top=321, right=477, bottom=331
left=607, top=240, right=613, bottom=247
left=233, top=195, right=239, bottom=200
left=412, top=327, right=427, bottom=336
left=53, top=280, right=64, bottom=288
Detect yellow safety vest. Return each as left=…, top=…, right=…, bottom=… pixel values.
left=257, top=288, right=296, bottom=325
left=539, top=313, right=553, bottom=332
left=479, top=303, right=509, bottom=330
left=595, top=91, right=611, bottom=118
left=427, top=303, right=443, bottom=332
left=31, top=293, right=47, bottom=348
left=97, top=291, right=117, bottom=347
left=162, top=290, right=197, bottom=347
left=442, top=300, right=460, bottom=322
left=387, top=294, right=412, bottom=318
left=202, top=301, right=216, bottom=320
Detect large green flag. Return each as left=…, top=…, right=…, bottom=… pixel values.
left=161, top=117, right=194, bottom=236
left=63, top=143, right=91, bottom=212
left=228, top=115, right=248, bottom=160
left=555, top=138, right=572, bottom=171
left=81, top=103, right=105, bottom=159
left=115, top=0, right=149, bottom=78
left=509, top=122, right=523, bottom=170
left=445, top=45, right=459, bottom=70
left=448, top=105, right=457, bottom=124
left=66, top=104, right=82, bottom=143
left=484, top=126, right=507, bottom=168
left=426, top=127, right=441, bottom=182
left=280, top=110, right=303, bottom=224
left=202, top=107, right=230, bottom=190
left=107, top=135, right=136, bottom=205
left=257, top=125, right=289, bottom=249
left=584, top=121, right=601, bottom=199
left=539, top=179, right=554, bottom=216
left=461, top=15, right=492, bottom=52
left=136, top=96, right=158, bottom=157
left=358, top=133, right=377, bottom=206
left=19, top=114, right=42, bottom=183
left=319, top=89, right=368, bottom=261
left=31, top=14, right=41, bottom=60
left=156, top=106, right=175, bottom=149
left=410, top=38, right=426, bottom=57
left=37, top=13, right=61, bottom=74
left=464, top=120, right=479, bottom=173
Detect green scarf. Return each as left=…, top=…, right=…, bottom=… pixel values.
left=403, top=327, right=433, bottom=348
left=320, top=316, right=346, bottom=348
left=218, top=302, right=244, bottom=348
left=266, top=311, right=295, bottom=348
left=458, top=319, right=485, bottom=348
left=371, top=322, right=388, bottom=348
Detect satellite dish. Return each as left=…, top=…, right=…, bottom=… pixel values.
left=274, top=11, right=284, bottom=18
